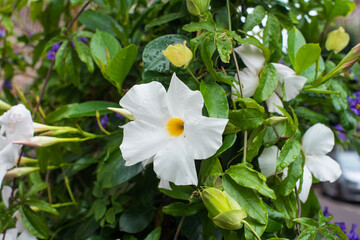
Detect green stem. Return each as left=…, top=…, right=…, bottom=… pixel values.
left=226, top=0, right=232, bottom=31
left=186, top=67, right=200, bottom=84
left=174, top=216, right=185, bottom=240
left=242, top=130, right=247, bottom=163
left=242, top=220, right=261, bottom=240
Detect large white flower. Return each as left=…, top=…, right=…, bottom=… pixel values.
left=0, top=104, right=34, bottom=187
left=0, top=186, right=37, bottom=240
left=119, top=73, right=228, bottom=189
left=258, top=124, right=342, bottom=202
left=233, top=44, right=307, bottom=114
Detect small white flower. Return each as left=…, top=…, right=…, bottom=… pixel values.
left=119, top=73, right=228, bottom=189
left=0, top=186, right=37, bottom=240
left=233, top=44, right=307, bottom=114
left=0, top=104, right=34, bottom=187
left=257, top=124, right=342, bottom=202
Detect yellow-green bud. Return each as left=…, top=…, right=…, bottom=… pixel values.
left=201, top=187, right=247, bottom=230
left=266, top=116, right=288, bottom=126
left=107, top=107, right=135, bottom=120
left=0, top=99, right=11, bottom=111
left=325, top=27, right=350, bottom=54
left=6, top=167, right=39, bottom=178
left=162, top=41, right=193, bottom=68
left=13, top=136, right=81, bottom=147
left=186, top=0, right=210, bottom=17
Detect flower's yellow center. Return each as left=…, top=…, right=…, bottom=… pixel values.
left=167, top=118, right=184, bottom=136
left=356, top=104, right=360, bottom=109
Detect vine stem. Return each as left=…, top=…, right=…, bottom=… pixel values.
left=174, top=216, right=185, bottom=240
left=294, top=186, right=301, bottom=234
left=242, top=220, right=261, bottom=240
left=186, top=67, right=200, bottom=85
left=3, top=3, right=91, bottom=239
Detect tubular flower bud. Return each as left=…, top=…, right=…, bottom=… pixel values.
left=162, top=41, right=193, bottom=68
left=186, top=0, right=210, bottom=17
left=6, top=167, right=39, bottom=178
left=325, top=27, right=350, bottom=54
left=107, top=107, right=135, bottom=120
left=201, top=187, right=247, bottom=230
left=13, top=136, right=80, bottom=147
left=0, top=100, right=11, bottom=111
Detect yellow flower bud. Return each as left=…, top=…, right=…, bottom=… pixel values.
left=186, top=0, right=210, bottom=17
left=0, top=99, right=11, bottom=111
left=325, top=27, right=350, bottom=53
left=162, top=41, right=193, bottom=68
left=201, top=187, right=247, bottom=230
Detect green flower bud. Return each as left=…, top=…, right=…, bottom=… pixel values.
left=325, top=27, right=350, bottom=54
left=201, top=187, right=247, bottom=230
left=186, top=0, right=210, bottom=17
left=266, top=116, right=288, bottom=126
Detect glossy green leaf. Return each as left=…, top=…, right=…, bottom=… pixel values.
left=324, top=0, right=356, bottom=20
left=73, top=39, right=94, bottom=72
left=265, top=204, right=285, bottom=233
left=214, top=133, right=237, bottom=157
left=273, top=189, right=298, bottom=223
left=288, top=27, right=306, bottom=68
left=200, top=78, right=229, bottom=118
left=280, top=154, right=303, bottom=196
left=327, top=79, right=348, bottom=112
left=243, top=6, right=266, bottom=31
left=216, top=33, right=233, bottom=63
left=200, top=35, right=222, bottom=82
left=79, top=10, right=120, bottom=36
left=294, top=106, right=329, bottom=125
left=263, top=14, right=281, bottom=62
left=145, top=12, right=186, bottom=31
left=162, top=201, right=203, bottom=217
left=119, top=207, right=154, bottom=233
left=254, top=63, right=278, bottom=102
left=275, top=138, right=301, bottom=172
left=199, top=157, right=223, bottom=187
left=226, top=163, right=276, bottom=199
left=246, top=127, right=266, bottom=162
left=229, top=109, right=264, bottom=130
left=25, top=200, right=59, bottom=216
left=90, top=30, right=121, bottom=68
left=144, top=227, right=161, bottom=240
left=183, top=21, right=215, bottom=32
left=19, top=206, right=50, bottom=239
left=160, top=184, right=194, bottom=201
left=294, top=44, right=321, bottom=74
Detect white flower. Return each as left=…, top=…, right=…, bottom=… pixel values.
left=257, top=124, right=342, bottom=202
left=0, top=186, right=37, bottom=240
left=119, top=73, right=228, bottom=189
left=233, top=44, right=307, bottom=114
left=0, top=104, right=34, bottom=187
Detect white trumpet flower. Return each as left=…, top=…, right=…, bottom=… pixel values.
left=119, top=73, right=228, bottom=189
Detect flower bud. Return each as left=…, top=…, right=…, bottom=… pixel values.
left=13, top=136, right=80, bottom=147
left=0, top=99, right=11, bottom=111
left=325, top=27, right=350, bottom=53
left=201, top=187, right=247, bottom=230
left=162, top=41, right=193, bottom=68
left=186, top=0, right=210, bottom=17
left=107, top=107, right=135, bottom=120
left=266, top=116, right=288, bottom=126
left=6, top=167, right=39, bottom=178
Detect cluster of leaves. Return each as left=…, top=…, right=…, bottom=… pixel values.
left=0, top=0, right=360, bottom=239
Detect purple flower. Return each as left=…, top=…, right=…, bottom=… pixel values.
left=77, top=37, right=88, bottom=44
left=348, top=224, right=360, bottom=240
left=334, top=124, right=347, bottom=140
left=100, top=114, right=109, bottom=128
left=0, top=29, right=5, bottom=37
left=348, top=92, right=360, bottom=115
left=46, top=42, right=62, bottom=60
left=2, top=79, right=12, bottom=90
left=336, top=222, right=347, bottom=234
left=323, top=206, right=332, bottom=217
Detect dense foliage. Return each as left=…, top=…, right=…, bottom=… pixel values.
left=1, top=0, right=360, bottom=239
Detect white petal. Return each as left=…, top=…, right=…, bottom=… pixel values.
left=2, top=185, right=12, bottom=209
left=0, top=228, right=17, bottom=240
left=305, top=155, right=342, bottom=182
left=166, top=73, right=204, bottom=118
left=272, top=63, right=295, bottom=84
left=184, top=116, right=228, bottom=159
left=265, top=92, right=284, bottom=115
left=234, top=44, right=265, bottom=74
left=236, top=68, right=260, bottom=98
left=0, top=144, right=21, bottom=187
left=120, top=81, right=170, bottom=124
left=17, top=230, right=37, bottom=240
left=258, top=146, right=279, bottom=177
left=302, top=124, right=334, bottom=156
left=13, top=211, right=25, bottom=233
left=120, top=120, right=169, bottom=166
left=282, top=75, right=307, bottom=101
left=299, top=165, right=312, bottom=203
left=141, top=157, right=153, bottom=167
left=158, top=179, right=171, bottom=190
left=153, top=137, right=197, bottom=186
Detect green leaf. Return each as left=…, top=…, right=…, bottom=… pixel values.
left=280, top=154, right=303, bottom=196
left=265, top=204, right=285, bottom=232
left=183, top=21, right=215, bottom=32
left=90, top=29, right=121, bottom=68
left=200, top=78, right=229, bottom=118
left=214, top=133, right=237, bottom=157
left=324, top=0, right=356, bottom=20
left=25, top=182, right=48, bottom=199
left=263, top=14, right=281, bottom=62
left=244, top=218, right=267, bottom=240
left=293, top=217, right=319, bottom=228
left=25, top=200, right=59, bottom=216
left=243, top=6, right=266, bottom=31
left=199, top=157, right=223, bottom=187
left=294, top=44, right=321, bottom=74
left=294, top=106, right=329, bottom=125
left=144, top=227, right=161, bottom=240
left=162, top=201, right=203, bottom=217
left=143, top=34, right=188, bottom=73
left=160, top=184, right=194, bottom=201
left=200, top=35, right=222, bottom=82
left=19, top=206, right=50, bottom=239
left=254, top=63, right=278, bottom=102
left=46, top=101, right=119, bottom=122
left=288, top=27, right=306, bottom=68
left=145, top=12, right=186, bottom=31
left=73, top=39, right=94, bottom=72
left=247, top=127, right=266, bottom=162
left=226, top=163, right=276, bottom=199
left=54, top=41, right=69, bottom=80
left=275, top=138, right=302, bottom=172
left=341, top=110, right=356, bottom=130
left=229, top=109, right=264, bottom=130
left=65, top=49, right=81, bottom=86
left=327, top=79, right=348, bottom=112
left=273, top=189, right=298, bottom=222
left=98, top=150, right=143, bottom=188
left=297, top=227, right=318, bottom=240
left=326, top=223, right=349, bottom=240
left=107, top=44, right=138, bottom=90
left=119, top=207, right=154, bottom=234
left=79, top=10, right=121, bottom=36
left=216, top=32, right=233, bottom=63
left=223, top=175, right=268, bottom=225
